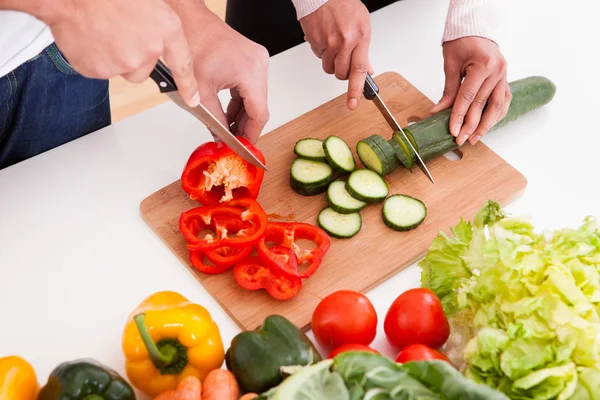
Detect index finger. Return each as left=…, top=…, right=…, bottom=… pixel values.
left=236, top=82, right=269, bottom=144
left=162, top=20, right=200, bottom=108
left=346, top=42, right=370, bottom=110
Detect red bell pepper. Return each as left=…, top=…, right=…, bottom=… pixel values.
left=257, top=222, right=330, bottom=279
left=181, top=138, right=266, bottom=205
left=233, top=251, right=302, bottom=300
left=189, top=249, right=233, bottom=274
left=179, top=198, right=268, bottom=251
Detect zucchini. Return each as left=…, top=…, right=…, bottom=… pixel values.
left=323, top=135, right=356, bottom=173
left=318, top=207, right=362, bottom=239
left=294, top=138, right=327, bottom=162
left=402, top=76, right=557, bottom=166
left=389, top=133, right=414, bottom=171
left=327, top=180, right=367, bottom=214
left=345, top=169, right=388, bottom=203
left=382, top=194, right=427, bottom=231
left=290, top=158, right=333, bottom=196
left=356, top=135, right=397, bottom=176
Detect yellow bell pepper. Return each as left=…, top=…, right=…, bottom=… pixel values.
left=122, top=291, right=225, bottom=397
left=0, top=356, right=39, bottom=400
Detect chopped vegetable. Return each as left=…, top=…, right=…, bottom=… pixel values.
left=233, top=255, right=302, bottom=301
left=181, top=137, right=265, bottom=205
left=122, top=291, right=224, bottom=397
left=289, top=158, right=333, bottom=196
left=294, top=138, right=327, bottom=162
left=356, top=135, right=397, bottom=176
left=326, top=180, right=366, bottom=214
left=38, top=359, right=135, bottom=400
left=0, top=356, right=38, bottom=400
left=322, top=135, right=356, bottom=173
left=389, top=132, right=414, bottom=171
left=202, top=369, right=239, bottom=400
left=317, top=207, right=362, bottom=239
left=225, top=315, right=322, bottom=394
left=311, top=290, right=377, bottom=350
left=420, top=200, right=600, bottom=399
left=382, top=194, right=427, bottom=231
left=345, top=169, right=388, bottom=203
left=395, top=344, right=451, bottom=364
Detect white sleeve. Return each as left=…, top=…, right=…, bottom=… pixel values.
left=291, top=0, right=329, bottom=20
left=442, top=0, right=499, bottom=43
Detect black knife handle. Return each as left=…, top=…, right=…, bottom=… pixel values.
left=149, top=60, right=178, bottom=93
left=363, top=73, right=379, bottom=100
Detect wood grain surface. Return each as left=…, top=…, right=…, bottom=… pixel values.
left=140, top=72, right=527, bottom=331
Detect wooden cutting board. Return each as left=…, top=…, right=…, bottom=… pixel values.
left=140, top=72, right=527, bottom=332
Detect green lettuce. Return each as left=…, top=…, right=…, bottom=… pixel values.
left=420, top=200, right=600, bottom=399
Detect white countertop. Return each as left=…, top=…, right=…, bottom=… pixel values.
left=1, top=0, right=599, bottom=397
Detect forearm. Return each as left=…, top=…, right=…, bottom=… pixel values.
left=442, top=0, right=499, bottom=43
left=292, top=0, right=328, bottom=20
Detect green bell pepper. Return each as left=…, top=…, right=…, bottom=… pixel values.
left=225, top=315, right=321, bottom=394
left=38, top=358, right=135, bottom=400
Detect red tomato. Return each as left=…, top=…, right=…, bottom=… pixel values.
left=395, top=344, right=450, bottom=364
left=312, top=290, right=377, bottom=349
left=327, top=344, right=379, bottom=359
left=384, top=288, right=450, bottom=349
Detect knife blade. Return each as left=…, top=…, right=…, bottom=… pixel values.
left=149, top=60, right=268, bottom=171
left=363, top=74, right=435, bottom=184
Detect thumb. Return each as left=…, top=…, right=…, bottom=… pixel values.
left=431, top=62, right=461, bottom=113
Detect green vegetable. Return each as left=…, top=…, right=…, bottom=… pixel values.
left=356, top=135, right=397, bottom=176
left=225, top=315, right=321, bottom=394
left=38, top=358, right=135, bottom=400
left=420, top=200, right=600, bottom=399
left=327, top=180, right=367, bottom=214
left=294, top=138, right=327, bottom=162
left=258, top=351, right=508, bottom=399
left=345, top=169, right=389, bottom=203
left=389, top=133, right=414, bottom=171
left=382, top=194, right=427, bottom=231
left=323, top=135, right=356, bottom=173
left=289, top=158, right=333, bottom=196
left=318, top=207, right=362, bottom=239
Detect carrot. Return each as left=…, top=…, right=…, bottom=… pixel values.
left=154, top=390, right=176, bottom=400
left=239, top=394, right=259, bottom=400
left=201, top=369, right=239, bottom=400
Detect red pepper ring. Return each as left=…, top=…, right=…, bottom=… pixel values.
left=189, top=249, right=232, bottom=275
left=233, top=254, right=302, bottom=301
left=205, top=245, right=253, bottom=267
left=179, top=198, right=268, bottom=251
left=257, top=222, right=331, bottom=279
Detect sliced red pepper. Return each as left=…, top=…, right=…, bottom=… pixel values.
left=233, top=254, right=302, bottom=300
left=189, top=249, right=232, bottom=274
left=205, top=245, right=254, bottom=266
left=181, top=138, right=266, bottom=205
left=257, top=222, right=331, bottom=279
left=179, top=198, right=267, bottom=251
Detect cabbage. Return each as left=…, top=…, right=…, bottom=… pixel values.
left=420, top=200, right=600, bottom=399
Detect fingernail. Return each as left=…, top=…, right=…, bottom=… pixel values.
left=456, top=133, right=468, bottom=146
left=190, top=91, right=200, bottom=107
left=469, top=134, right=481, bottom=144
left=348, top=98, right=358, bottom=110
left=451, top=124, right=461, bottom=137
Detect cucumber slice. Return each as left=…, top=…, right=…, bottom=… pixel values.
left=345, top=169, right=388, bottom=203
left=323, top=136, right=356, bottom=173
left=327, top=181, right=367, bottom=214
left=356, top=136, right=397, bottom=176
left=365, top=135, right=398, bottom=173
left=382, top=194, right=427, bottom=231
left=290, top=180, right=330, bottom=196
left=390, top=133, right=414, bottom=171
left=294, top=138, right=327, bottom=162
left=290, top=158, right=333, bottom=196
left=318, top=207, right=362, bottom=239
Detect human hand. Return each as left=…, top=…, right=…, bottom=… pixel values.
left=432, top=36, right=511, bottom=145
left=172, top=4, right=270, bottom=144
left=300, top=0, right=373, bottom=110
left=39, top=0, right=199, bottom=108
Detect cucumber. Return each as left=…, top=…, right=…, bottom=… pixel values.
left=323, top=135, right=356, bottom=173
left=402, top=76, right=557, bottom=166
left=382, top=194, right=427, bottom=231
left=294, top=138, right=327, bottom=162
left=356, top=136, right=397, bottom=176
left=389, top=133, right=414, bottom=171
left=345, top=169, right=388, bottom=203
left=317, top=207, right=362, bottom=239
left=290, top=158, right=333, bottom=196
left=327, top=180, right=367, bottom=214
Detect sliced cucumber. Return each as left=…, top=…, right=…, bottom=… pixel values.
left=327, top=181, right=367, bottom=214
left=323, top=136, right=356, bottom=173
left=290, top=158, right=333, bottom=196
left=390, top=133, right=414, bottom=171
left=356, top=136, right=397, bottom=176
left=294, top=138, right=327, bottom=162
left=382, top=194, right=427, bottom=231
left=345, top=169, right=388, bottom=203
left=318, top=207, right=362, bottom=239
left=365, top=135, right=398, bottom=173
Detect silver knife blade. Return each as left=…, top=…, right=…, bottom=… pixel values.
left=165, top=92, right=268, bottom=171
left=370, top=92, right=435, bottom=184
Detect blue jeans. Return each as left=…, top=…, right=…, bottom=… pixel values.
left=0, top=43, right=111, bottom=170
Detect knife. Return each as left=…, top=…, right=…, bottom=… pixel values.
left=363, top=74, right=435, bottom=184
left=149, top=60, right=268, bottom=171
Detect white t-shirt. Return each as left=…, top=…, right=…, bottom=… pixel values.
left=0, top=11, right=54, bottom=78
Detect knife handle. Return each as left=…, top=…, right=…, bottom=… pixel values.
left=363, top=73, right=379, bottom=100
left=149, top=60, right=177, bottom=93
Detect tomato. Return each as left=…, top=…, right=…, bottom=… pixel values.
left=327, top=344, right=379, bottom=359
left=383, top=288, right=450, bottom=349
left=311, top=290, right=377, bottom=349
left=395, top=344, right=451, bottom=364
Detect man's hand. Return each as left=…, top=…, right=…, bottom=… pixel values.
left=300, top=0, right=373, bottom=110
left=432, top=37, right=511, bottom=145
left=30, top=0, right=200, bottom=108
left=169, top=3, right=270, bottom=144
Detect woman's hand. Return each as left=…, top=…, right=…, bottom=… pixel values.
left=432, top=36, right=511, bottom=145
